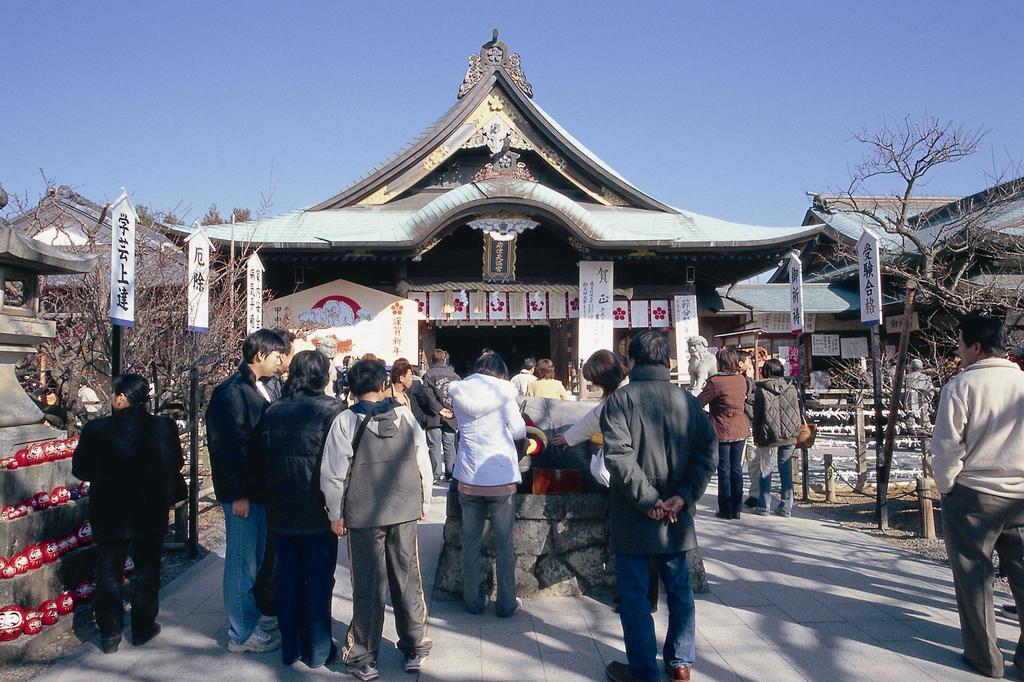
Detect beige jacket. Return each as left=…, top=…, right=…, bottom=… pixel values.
left=932, top=358, right=1024, bottom=497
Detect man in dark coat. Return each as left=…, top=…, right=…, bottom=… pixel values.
left=205, top=329, right=286, bottom=654
left=73, top=373, right=184, bottom=653
left=421, top=348, right=460, bottom=480
left=600, top=331, right=718, bottom=682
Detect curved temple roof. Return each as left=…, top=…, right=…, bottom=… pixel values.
left=178, top=32, right=821, bottom=254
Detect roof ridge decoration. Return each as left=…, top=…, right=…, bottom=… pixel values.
left=459, top=29, right=533, bottom=100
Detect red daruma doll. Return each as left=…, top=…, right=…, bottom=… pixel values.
left=0, top=605, right=25, bottom=641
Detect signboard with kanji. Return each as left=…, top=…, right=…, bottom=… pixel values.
left=673, top=294, right=699, bottom=383
left=578, top=261, right=614, bottom=367
left=788, top=253, right=804, bottom=334
left=108, top=191, right=137, bottom=327
left=857, top=229, right=883, bottom=326
left=185, top=227, right=213, bottom=333
left=245, top=252, right=264, bottom=335
left=811, top=334, right=841, bottom=357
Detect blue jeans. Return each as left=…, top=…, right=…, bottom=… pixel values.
left=717, top=440, right=745, bottom=517
left=459, top=492, right=518, bottom=616
left=427, top=427, right=457, bottom=478
left=222, top=502, right=267, bottom=645
left=757, top=445, right=796, bottom=514
left=275, top=532, right=338, bottom=667
left=616, top=552, right=695, bottom=680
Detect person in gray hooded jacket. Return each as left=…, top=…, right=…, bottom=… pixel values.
left=751, top=359, right=803, bottom=517
left=320, top=359, right=433, bottom=679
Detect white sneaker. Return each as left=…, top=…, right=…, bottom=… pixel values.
left=257, top=614, right=278, bottom=631
left=404, top=653, right=427, bottom=672
left=348, top=662, right=380, bottom=680
left=227, top=625, right=280, bottom=653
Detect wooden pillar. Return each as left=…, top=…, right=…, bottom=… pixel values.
left=551, top=320, right=570, bottom=390
left=917, top=477, right=936, bottom=540
left=855, top=394, right=868, bottom=492
left=824, top=453, right=836, bottom=503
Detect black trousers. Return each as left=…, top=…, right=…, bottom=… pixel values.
left=94, top=533, right=164, bottom=642
left=255, top=527, right=277, bottom=616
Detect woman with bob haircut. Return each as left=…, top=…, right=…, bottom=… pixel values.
left=449, top=352, right=527, bottom=617
left=525, top=358, right=570, bottom=400
left=252, top=350, right=347, bottom=668
left=699, top=346, right=752, bottom=520
left=552, top=350, right=628, bottom=452
left=73, top=373, right=185, bottom=653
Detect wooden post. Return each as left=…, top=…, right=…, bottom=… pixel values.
left=824, top=453, right=836, bottom=503
left=854, top=392, right=868, bottom=492
left=870, top=325, right=886, bottom=529
left=917, top=476, right=936, bottom=540
left=801, top=448, right=810, bottom=502
left=188, top=333, right=200, bottom=559
left=111, top=324, right=123, bottom=384
left=879, top=280, right=919, bottom=530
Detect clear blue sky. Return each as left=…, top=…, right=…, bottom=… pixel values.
left=4, top=1, right=1022, bottom=227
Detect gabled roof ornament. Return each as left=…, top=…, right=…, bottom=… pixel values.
left=458, top=29, right=533, bottom=100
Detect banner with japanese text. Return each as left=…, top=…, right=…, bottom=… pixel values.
left=108, top=191, right=137, bottom=327
left=245, top=252, right=264, bottom=335
left=578, top=261, right=614, bottom=368
left=673, top=295, right=699, bottom=383
left=857, top=230, right=883, bottom=326
left=788, top=253, right=804, bottom=334
left=186, top=228, right=212, bottom=333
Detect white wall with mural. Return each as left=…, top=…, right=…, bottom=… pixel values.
left=263, top=278, right=419, bottom=364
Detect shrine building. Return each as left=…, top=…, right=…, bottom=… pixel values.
left=177, top=32, right=823, bottom=385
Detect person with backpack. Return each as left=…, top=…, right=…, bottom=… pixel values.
left=320, top=359, right=434, bottom=680
left=422, top=348, right=460, bottom=481
left=751, top=359, right=803, bottom=517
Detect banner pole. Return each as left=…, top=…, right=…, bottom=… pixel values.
left=188, top=332, right=200, bottom=559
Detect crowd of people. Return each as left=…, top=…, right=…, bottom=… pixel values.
left=68, top=314, right=1024, bottom=682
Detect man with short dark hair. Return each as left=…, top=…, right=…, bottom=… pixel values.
left=320, top=359, right=434, bottom=680
left=422, top=348, right=460, bottom=481
left=601, top=331, right=718, bottom=682
left=206, top=329, right=286, bottom=654
left=934, top=314, right=1024, bottom=678
left=511, top=357, right=538, bottom=395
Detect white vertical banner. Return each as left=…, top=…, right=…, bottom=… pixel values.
left=527, top=292, right=548, bottom=320
left=857, top=229, right=883, bottom=326
left=578, top=261, right=614, bottom=365
left=108, top=190, right=137, bottom=327
left=673, top=295, right=699, bottom=384
left=629, top=300, right=650, bottom=329
left=612, top=300, right=629, bottom=329
left=245, top=252, right=265, bottom=335
left=650, top=300, right=670, bottom=328
left=788, top=252, right=804, bottom=334
left=186, top=225, right=213, bottom=333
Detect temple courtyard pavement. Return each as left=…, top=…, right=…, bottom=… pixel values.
left=38, top=485, right=1016, bottom=681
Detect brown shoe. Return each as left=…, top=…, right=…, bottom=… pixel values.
left=605, top=661, right=652, bottom=682
left=668, top=665, right=691, bottom=681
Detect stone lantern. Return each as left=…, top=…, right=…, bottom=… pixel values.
left=0, top=191, right=96, bottom=661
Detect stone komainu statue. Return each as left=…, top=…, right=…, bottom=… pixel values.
left=687, top=335, right=717, bottom=396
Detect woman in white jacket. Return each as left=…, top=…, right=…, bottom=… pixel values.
left=449, top=352, right=526, bottom=617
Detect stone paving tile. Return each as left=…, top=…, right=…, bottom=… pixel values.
left=38, top=489, right=1004, bottom=682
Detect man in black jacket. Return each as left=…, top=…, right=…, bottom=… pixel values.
left=422, top=349, right=460, bottom=481
left=73, top=373, right=184, bottom=653
left=205, top=329, right=286, bottom=654
left=601, top=331, right=718, bottom=682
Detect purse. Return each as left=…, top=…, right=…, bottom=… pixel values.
left=795, top=422, right=817, bottom=449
